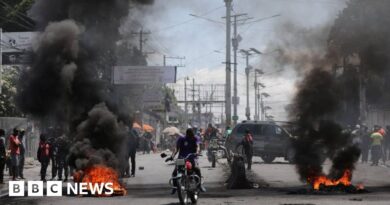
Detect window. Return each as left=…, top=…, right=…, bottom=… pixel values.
left=262, top=125, right=276, bottom=136
left=236, top=124, right=256, bottom=136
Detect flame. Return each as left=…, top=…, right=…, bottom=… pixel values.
left=73, top=165, right=127, bottom=196
left=309, top=170, right=352, bottom=190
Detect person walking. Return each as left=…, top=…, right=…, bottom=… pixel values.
left=142, top=131, right=152, bottom=154
left=37, top=134, right=51, bottom=182
left=126, top=128, right=139, bottom=177
left=0, top=129, right=6, bottom=183
left=56, top=135, right=69, bottom=181
left=18, top=130, right=26, bottom=179
left=236, top=129, right=254, bottom=170
left=48, top=134, right=58, bottom=180
left=370, top=128, right=384, bottom=166
left=360, top=125, right=370, bottom=163
left=9, top=128, right=20, bottom=180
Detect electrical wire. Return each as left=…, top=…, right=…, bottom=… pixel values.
left=152, top=5, right=225, bottom=33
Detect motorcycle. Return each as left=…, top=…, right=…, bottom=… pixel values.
left=164, top=153, right=202, bottom=205
left=207, top=138, right=225, bottom=168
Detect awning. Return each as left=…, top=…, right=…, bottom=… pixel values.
left=133, top=122, right=154, bottom=132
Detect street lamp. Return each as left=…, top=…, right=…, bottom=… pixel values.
left=250, top=48, right=262, bottom=54
left=240, top=48, right=263, bottom=120
left=260, top=92, right=270, bottom=120
left=254, top=69, right=265, bottom=120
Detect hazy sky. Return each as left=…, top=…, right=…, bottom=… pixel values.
left=123, top=0, right=348, bottom=122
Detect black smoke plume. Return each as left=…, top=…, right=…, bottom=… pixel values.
left=16, top=0, right=154, bottom=172
left=291, top=68, right=360, bottom=182
left=287, top=0, right=390, bottom=184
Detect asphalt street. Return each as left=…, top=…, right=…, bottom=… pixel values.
left=1, top=153, right=390, bottom=205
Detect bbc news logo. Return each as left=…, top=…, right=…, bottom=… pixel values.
left=9, top=181, right=115, bottom=196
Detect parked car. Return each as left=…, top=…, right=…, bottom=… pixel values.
left=225, top=120, right=296, bottom=163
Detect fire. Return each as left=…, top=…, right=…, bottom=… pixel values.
left=309, top=170, right=352, bottom=190
left=73, top=165, right=127, bottom=196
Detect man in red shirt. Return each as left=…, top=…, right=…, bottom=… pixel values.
left=9, top=128, right=20, bottom=180
left=236, top=129, right=254, bottom=170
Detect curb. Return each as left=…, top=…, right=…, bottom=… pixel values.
left=0, top=188, right=9, bottom=198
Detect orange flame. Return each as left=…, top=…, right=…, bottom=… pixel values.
left=73, top=165, right=127, bottom=196
left=309, top=170, right=352, bottom=190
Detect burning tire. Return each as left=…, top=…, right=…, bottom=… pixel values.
left=261, top=154, right=275, bottom=163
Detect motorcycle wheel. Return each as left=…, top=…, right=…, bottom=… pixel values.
left=189, top=191, right=198, bottom=204
left=211, top=153, right=216, bottom=168
left=177, top=178, right=188, bottom=205
left=261, top=155, right=275, bottom=164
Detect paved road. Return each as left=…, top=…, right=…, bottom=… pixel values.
left=1, top=153, right=390, bottom=205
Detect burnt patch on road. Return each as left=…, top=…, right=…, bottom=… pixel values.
left=224, top=155, right=269, bottom=189
left=287, top=184, right=369, bottom=195
left=226, top=155, right=252, bottom=189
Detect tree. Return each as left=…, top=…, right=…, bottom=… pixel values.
left=0, top=0, right=35, bottom=31
left=0, top=66, right=23, bottom=117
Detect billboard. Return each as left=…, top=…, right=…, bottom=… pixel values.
left=1, top=31, right=37, bottom=65
left=112, top=66, right=177, bottom=85
left=2, top=52, right=32, bottom=65
left=1, top=32, right=37, bottom=53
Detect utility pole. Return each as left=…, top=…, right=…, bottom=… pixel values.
left=254, top=69, right=264, bottom=120
left=244, top=53, right=251, bottom=120
left=131, top=28, right=151, bottom=54
left=224, top=0, right=232, bottom=126
left=254, top=71, right=258, bottom=120
left=198, top=84, right=202, bottom=128
left=260, top=93, right=264, bottom=120
left=231, top=13, right=251, bottom=125
left=184, top=77, right=188, bottom=128
left=192, top=78, right=196, bottom=125
left=260, top=92, right=270, bottom=120
left=241, top=48, right=262, bottom=120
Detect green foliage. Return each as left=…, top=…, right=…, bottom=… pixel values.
left=0, top=66, right=23, bottom=117
left=0, top=0, right=35, bottom=31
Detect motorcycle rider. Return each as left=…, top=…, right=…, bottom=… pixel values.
left=166, top=128, right=206, bottom=194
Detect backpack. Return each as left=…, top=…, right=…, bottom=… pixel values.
left=38, top=142, right=50, bottom=161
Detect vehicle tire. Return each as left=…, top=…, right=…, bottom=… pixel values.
left=189, top=191, right=198, bottom=204
left=261, top=155, right=275, bottom=163
left=177, top=179, right=188, bottom=205
left=211, top=153, right=216, bottom=168
left=286, top=148, right=295, bottom=164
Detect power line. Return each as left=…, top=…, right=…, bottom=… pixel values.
left=0, top=2, right=34, bottom=28
left=152, top=5, right=225, bottom=33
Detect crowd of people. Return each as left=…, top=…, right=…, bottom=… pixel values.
left=0, top=125, right=150, bottom=183
left=0, top=128, right=27, bottom=183
left=350, top=124, right=390, bottom=166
